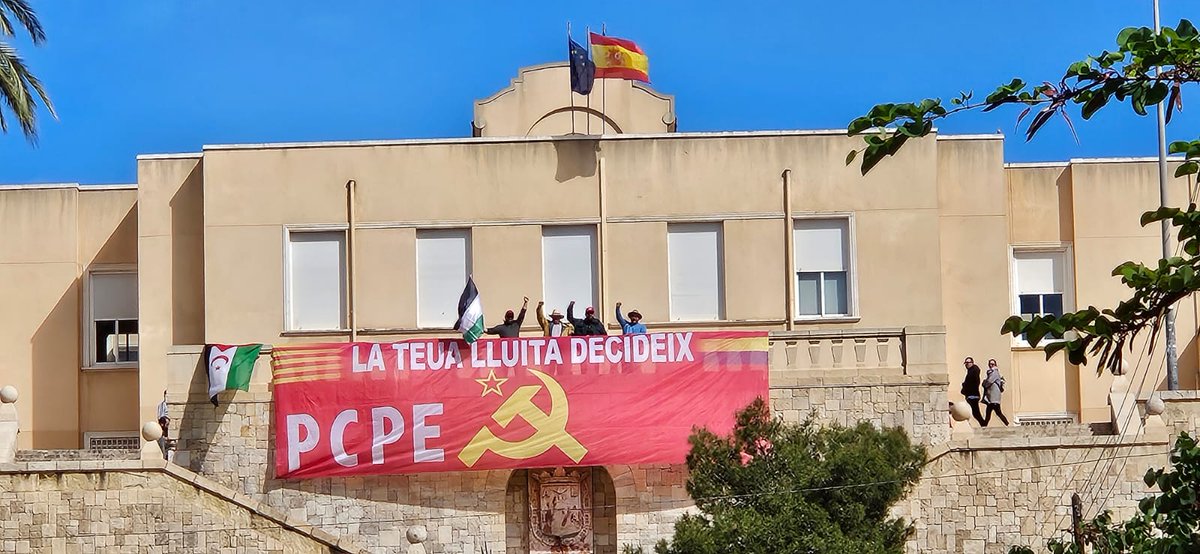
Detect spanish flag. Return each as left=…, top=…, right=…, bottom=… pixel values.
left=589, top=32, right=649, bottom=83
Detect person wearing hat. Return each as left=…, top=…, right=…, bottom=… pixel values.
left=484, top=297, right=528, bottom=338
left=536, top=300, right=574, bottom=337
left=567, top=300, right=607, bottom=336
left=615, top=302, right=647, bottom=334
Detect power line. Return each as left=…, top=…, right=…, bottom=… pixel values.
left=1076, top=231, right=1189, bottom=521
left=1050, top=336, right=1163, bottom=534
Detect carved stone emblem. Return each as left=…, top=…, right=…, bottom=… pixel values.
left=529, top=467, right=593, bottom=553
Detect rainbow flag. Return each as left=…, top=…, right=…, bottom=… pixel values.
left=590, top=32, right=649, bottom=83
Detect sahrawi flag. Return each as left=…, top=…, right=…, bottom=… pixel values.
left=454, top=277, right=484, bottom=343
left=206, top=344, right=262, bottom=405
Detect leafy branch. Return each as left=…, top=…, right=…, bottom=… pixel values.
left=847, top=20, right=1200, bottom=175
left=848, top=20, right=1200, bottom=375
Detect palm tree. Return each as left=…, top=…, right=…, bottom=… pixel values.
left=0, top=0, right=52, bottom=141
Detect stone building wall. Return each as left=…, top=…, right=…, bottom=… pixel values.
left=0, top=459, right=349, bottom=553
left=164, top=374, right=948, bottom=553
left=894, top=436, right=1167, bottom=553
left=769, top=373, right=951, bottom=445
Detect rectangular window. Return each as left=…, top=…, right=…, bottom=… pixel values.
left=542, top=226, right=597, bottom=317
left=668, top=223, right=724, bottom=321
left=416, top=229, right=471, bottom=328
left=794, top=218, right=852, bottom=317
left=287, top=231, right=346, bottom=331
left=1014, top=251, right=1067, bottom=319
left=89, top=272, right=138, bottom=365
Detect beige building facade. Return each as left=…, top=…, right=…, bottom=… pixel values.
left=0, top=63, right=1195, bottom=551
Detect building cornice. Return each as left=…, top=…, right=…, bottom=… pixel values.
left=194, top=128, right=956, bottom=153
left=0, top=183, right=136, bottom=191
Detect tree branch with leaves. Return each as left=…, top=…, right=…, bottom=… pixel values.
left=848, top=19, right=1200, bottom=376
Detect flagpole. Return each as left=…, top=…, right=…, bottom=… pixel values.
left=1154, top=0, right=1179, bottom=389
left=601, top=23, right=607, bottom=136
left=585, top=26, right=592, bottom=135
left=346, top=179, right=358, bottom=343
left=568, top=21, right=576, bottom=135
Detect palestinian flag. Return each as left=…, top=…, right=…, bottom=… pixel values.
left=206, top=344, right=262, bottom=405
left=454, top=277, right=484, bottom=344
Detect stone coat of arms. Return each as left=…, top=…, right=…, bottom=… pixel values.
left=529, top=467, right=593, bottom=553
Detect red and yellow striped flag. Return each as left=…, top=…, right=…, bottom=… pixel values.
left=589, top=32, right=649, bottom=83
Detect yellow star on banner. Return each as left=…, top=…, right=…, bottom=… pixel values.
left=475, top=369, right=508, bottom=397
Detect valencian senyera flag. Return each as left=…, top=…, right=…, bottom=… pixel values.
left=454, top=277, right=484, bottom=344
left=206, top=344, right=262, bottom=405
left=270, top=331, right=769, bottom=478
left=568, top=37, right=595, bottom=95
left=590, top=32, right=649, bottom=83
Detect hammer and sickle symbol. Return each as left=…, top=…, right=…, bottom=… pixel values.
left=458, top=369, right=588, bottom=467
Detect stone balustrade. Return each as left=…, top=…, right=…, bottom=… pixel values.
left=768, top=325, right=945, bottom=376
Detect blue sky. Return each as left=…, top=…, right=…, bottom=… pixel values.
left=0, top=1, right=1193, bottom=184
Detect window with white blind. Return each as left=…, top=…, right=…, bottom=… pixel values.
left=542, top=226, right=597, bottom=317
left=668, top=223, right=724, bottom=321
left=416, top=229, right=472, bottom=328
left=1013, top=250, right=1069, bottom=320
left=88, top=271, right=138, bottom=366
left=286, top=231, right=346, bottom=331
left=793, top=218, right=853, bottom=317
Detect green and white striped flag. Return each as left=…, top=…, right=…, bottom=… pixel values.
left=454, top=277, right=485, bottom=343
left=206, top=344, right=262, bottom=405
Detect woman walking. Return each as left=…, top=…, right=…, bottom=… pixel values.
left=960, top=357, right=986, bottom=426
left=982, top=358, right=1010, bottom=426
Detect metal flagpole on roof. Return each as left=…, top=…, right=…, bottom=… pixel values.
left=601, top=23, right=608, bottom=135
left=586, top=26, right=592, bottom=135
left=568, top=21, right=576, bottom=135
left=1154, top=0, right=1180, bottom=389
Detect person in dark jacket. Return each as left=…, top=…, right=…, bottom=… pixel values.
left=485, top=297, right=528, bottom=338
left=960, top=357, right=986, bottom=426
left=567, top=301, right=606, bottom=336
left=982, top=358, right=1010, bottom=426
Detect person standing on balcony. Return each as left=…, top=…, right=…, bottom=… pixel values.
left=961, top=357, right=986, bottom=426
left=536, top=301, right=574, bottom=337
left=615, top=302, right=647, bottom=334
left=567, top=301, right=606, bottom=336
left=982, top=358, right=1010, bottom=426
left=484, top=297, right=528, bottom=338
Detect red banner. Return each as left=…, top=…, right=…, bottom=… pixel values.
left=271, top=331, right=768, bottom=478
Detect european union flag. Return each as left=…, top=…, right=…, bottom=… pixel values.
left=569, top=37, right=595, bottom=95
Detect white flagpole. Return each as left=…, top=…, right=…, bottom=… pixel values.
left=601, top=23, right=608, bottom=135
left=586, top=26, right=592, bottom=135
left=568, top=21, right=576, bottom=135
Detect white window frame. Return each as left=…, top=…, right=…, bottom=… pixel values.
left=1009, top=244, right=1075, bottom=347
left=792, top=214, right=859, bottom=321
left=540, top=225, right=599, bottom=317
left=415, top=228, right=473, bottom=329
left=283, top=226, right=348, bottom=332
left=83, top=264, right=138, bottom=370
left=667, top=222, right=726, bottom=322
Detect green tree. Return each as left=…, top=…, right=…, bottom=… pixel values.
left=845, top=19, right=1200, bottom=375
left=0, top=0, right=52, bottom=140
left=650, top=398, right=926, bottom=554
left=1008, top=432, right=1200, bottom=553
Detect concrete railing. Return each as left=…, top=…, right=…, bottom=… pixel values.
left=767, top=325, right=945, bottom=376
